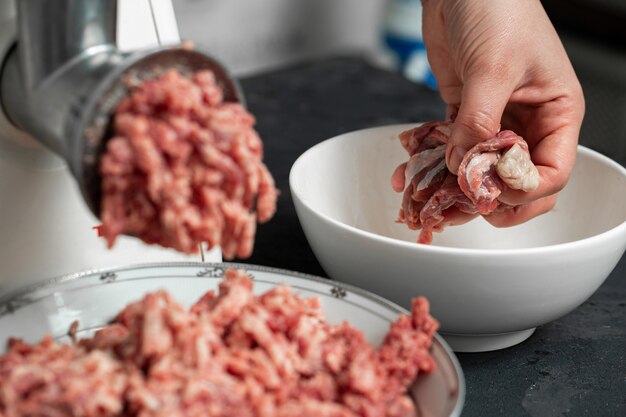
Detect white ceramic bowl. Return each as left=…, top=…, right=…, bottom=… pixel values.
left=289, top=124, right=626, bottom=352
left=0, top=262, right=464, bottom=417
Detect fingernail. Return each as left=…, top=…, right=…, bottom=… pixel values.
left=448, top=146, right=466, bottom=172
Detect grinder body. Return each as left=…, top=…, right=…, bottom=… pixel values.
left=0, top=1, right=232, bottom=294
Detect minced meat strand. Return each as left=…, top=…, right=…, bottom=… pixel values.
left=0, top=268, right=439, bottom=417
left=100, top=70, right=278, bottom=259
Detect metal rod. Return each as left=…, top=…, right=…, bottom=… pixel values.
left=148, top=0, right=180, bottom=45
left=199, top=243, right=206, bottom=262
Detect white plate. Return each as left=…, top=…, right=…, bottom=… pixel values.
left=0, top=262, right=464, bottom=416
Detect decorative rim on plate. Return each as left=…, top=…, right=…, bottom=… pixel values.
left=1, top=262, right=412, bottom=314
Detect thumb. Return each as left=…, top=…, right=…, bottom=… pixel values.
left=446, top=76, right=514, bottom=173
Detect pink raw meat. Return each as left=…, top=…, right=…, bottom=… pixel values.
left=100, top=69, right=278, bottom=259
left=418, top=175, right=477, bottom=244
left=457, top=130, right=536, bottom=214
left=394, top=122, right=539, bottom=243
left=0, top=268, right=439, bottom=417
left=396, top=122, right=450, bottom=232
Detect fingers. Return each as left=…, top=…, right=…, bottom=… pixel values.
left=484, top=194, right=557, bottom=228
left=446, top=75, right=516, bottom=173
left=422, top=0, right=458, bottom=92
left=391, top=162, right=407, bottom=192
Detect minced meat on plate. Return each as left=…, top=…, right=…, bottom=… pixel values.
left=0, top=269, right=438, bottom=417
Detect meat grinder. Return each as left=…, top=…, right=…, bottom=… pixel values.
left=0, top=0, right=243, bottom=294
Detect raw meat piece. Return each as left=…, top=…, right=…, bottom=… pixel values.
left=418, top=175, right=477, bottom=244
left=395, top=122, right=539, bottom=243
left=100, top=69, right=278, bottom=259
left=457, top=130, right=539, bottom=214
left=396, top=122, right=451, bottom=232
left=0, top=338, right=127, bottom=417
left=0, top=268, right=439, bottom=417
left=496, top=143, right=540, bottom=192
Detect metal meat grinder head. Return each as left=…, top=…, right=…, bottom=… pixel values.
left=0, top=0, right=228, bottom=292
left=0, top=0, right=243, bottom=217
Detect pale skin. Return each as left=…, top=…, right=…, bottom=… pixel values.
left=392, top=0, right=585, bottom=227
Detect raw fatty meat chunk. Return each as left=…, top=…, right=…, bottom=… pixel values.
left=457, top=130, right=539, bottom=214
left=394, top=121, right=539, bottom=243
left=394, top=122, right=476, bottom=244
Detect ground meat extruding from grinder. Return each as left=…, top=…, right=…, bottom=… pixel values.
left=0, top=268, right=439, bottom=417
left=100, top=70, right=278, bottom=259
left=395, top=121, right=539, bottom=243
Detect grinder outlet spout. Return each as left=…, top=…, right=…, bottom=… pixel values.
left=0, top=0, right=243, bottom=218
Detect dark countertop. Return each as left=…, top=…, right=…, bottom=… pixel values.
left=239, top=57, right=626, bottom=417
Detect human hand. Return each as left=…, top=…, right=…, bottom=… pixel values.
left=421, top=0, right=585, bottom=227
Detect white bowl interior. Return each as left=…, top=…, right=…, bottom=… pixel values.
left=291, top=125, right=626, bottom=249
